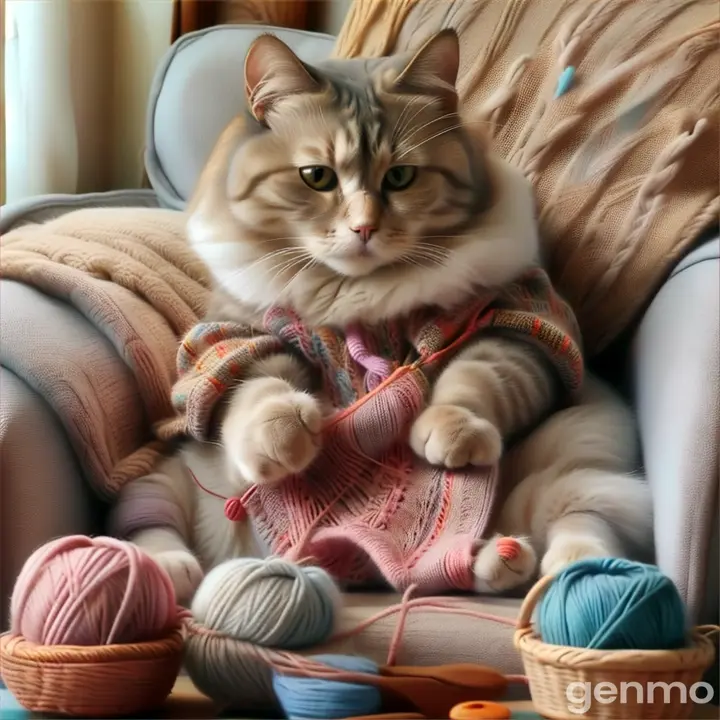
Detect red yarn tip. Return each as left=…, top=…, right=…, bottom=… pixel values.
left=495, top=536, right=521, bottom=561
left=224, top=497, right=247, bottom=522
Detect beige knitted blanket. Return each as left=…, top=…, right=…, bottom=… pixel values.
left=0, top=208, right=211, bottom=497
left=336, top=0, right=719, bottom=354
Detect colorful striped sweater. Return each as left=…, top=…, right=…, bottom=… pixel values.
left=158, top=267, right=583, bottom=593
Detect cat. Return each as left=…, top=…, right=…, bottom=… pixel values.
left=115, top=29, right=653, bottom=603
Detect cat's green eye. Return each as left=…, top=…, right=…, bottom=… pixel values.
left=299, top=166, right=338, bottom=192
left=383, top=165, right=417, bottom=191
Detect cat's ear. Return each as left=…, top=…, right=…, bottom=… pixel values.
left=244, top=34, right=320, bottom=123
left=393, top=29, right=459, bottom=109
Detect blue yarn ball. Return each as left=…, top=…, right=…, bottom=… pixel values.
left=538, top=558, right=688, bottom=650
left=272, top=653, right=382, bottom=719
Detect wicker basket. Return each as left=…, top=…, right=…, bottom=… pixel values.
left=0, top=629, right=184, bottom=717
left=514, top=574, right=719, bottom=720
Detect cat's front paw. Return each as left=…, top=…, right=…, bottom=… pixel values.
left=153, top=549, right=204, bottom=605
left=227, top=391, right=322, bottom=485
left=410, top=404, right=502, bottom=468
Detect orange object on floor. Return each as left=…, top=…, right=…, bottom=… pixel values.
left=344, top=714, right=426, bottom=720
left=376, top=664, right=508, bottom=718
left=450, top=700, right=512, bottom=719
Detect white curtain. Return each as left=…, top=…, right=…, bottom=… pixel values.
left=4, top=0, right=115, bottom=204
left=5, top=0, right=78, bottom=201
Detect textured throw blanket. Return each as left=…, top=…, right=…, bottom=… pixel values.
left=157, top=268, right=583, bottom=592
left=0, top=208, right=212, bottom=497
left=335, top=0, right=719, bottom=354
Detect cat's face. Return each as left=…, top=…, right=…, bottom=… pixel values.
left=226, top=30, right=490, bottom=278
left=190, top=30, right=539, bottom=326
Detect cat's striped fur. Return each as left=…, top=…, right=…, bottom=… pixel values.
left=121, top=30, right=653, bottom=602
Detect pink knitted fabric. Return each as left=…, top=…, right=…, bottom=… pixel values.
left=160, top=268, right=584, bottom=593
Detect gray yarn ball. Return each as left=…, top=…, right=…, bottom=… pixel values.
left=191, top=556, right=341, bottom=649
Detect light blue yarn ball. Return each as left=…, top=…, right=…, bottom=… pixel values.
left=190, top=557, right=340, bottom=649
left=538, top=558, right=688, bottom=650
left=273, top=653, right=382, bottom=720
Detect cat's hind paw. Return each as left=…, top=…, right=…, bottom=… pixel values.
left=473, top=535, right=537, bottom=593
left=540, top=536, right=618, bottom=577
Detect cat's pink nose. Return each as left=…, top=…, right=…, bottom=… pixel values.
left=351, top=225, right=377, bottom=243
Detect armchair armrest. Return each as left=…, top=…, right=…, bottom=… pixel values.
left=0, top=189, right=158, bottom=233
left=632, top=236, right=720, bottom=624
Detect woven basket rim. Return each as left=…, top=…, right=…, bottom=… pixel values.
left=514, top=573, right=719, bottom=672
left=0, top=628, right=184, bottom=663
left=514, top=626, right=717, bottom=671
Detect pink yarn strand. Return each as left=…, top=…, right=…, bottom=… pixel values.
left=267, top=587, right=525, bottom=682
left=185, top=585, right=525, bottom=683
left=386, top=584, right=417, bottom=666
left=106, top=541, right=141, bottom=644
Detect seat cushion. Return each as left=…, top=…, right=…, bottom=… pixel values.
left=0, top=368, right=96, bottom=629
left=145, top=25, right=336, bottom=210
left=0, top=280, right=150, bottom=499
left=331, top=592, right=523, bottom=672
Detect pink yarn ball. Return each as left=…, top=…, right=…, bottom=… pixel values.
left=10, top=535, right=178, bottom=646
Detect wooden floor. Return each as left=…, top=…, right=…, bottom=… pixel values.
left=158, top=676, right=719, bottom=719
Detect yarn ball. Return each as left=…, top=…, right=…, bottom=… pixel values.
left=538, top=558, right=688, bottom=650
left=10, top=535, right=177, bottom=646
left=272, top=654, right=382, bottom=719
left=191, top=556, right=341, bottom=649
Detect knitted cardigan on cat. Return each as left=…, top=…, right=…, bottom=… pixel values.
left=159, top=267, right=583, bottom=593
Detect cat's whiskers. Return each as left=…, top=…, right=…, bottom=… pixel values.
left=413, top=250, right=450, bottom=266
left=272, top=256, right=317, bottom=300
left=225, top=250, right=299, bottom=281
left=418, top=234, right=478, bottom=240
left=416, top=239, right=452, bottom=250
left=391, top=95, right=425, bottom=143
left=393, top=95, right=441, bottom=143
left=399, top=111, right=460, bottom=147
left=415, top=242, right=452, bottom=259
left=397, top=252, right=446, bottom=270
left=265, top=251, right=315, bottom=281
left=390, top=98, right=416, bottom=144
left=397, top=118, right=502, bottom=160
left=256, top=235, right=322, bottom=244
left=226, top=247, right=310, bottom=284
left=286, top=258, right=317, bottom=293
left=206, top=235, right=315, bottom=248
left=396, top=123, right=467, bottom=160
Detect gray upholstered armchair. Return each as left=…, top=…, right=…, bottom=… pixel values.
left=1, top=25, right=717, bottom=664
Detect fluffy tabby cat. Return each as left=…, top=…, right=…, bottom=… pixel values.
left=119, top=30, right=653, bottom=602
